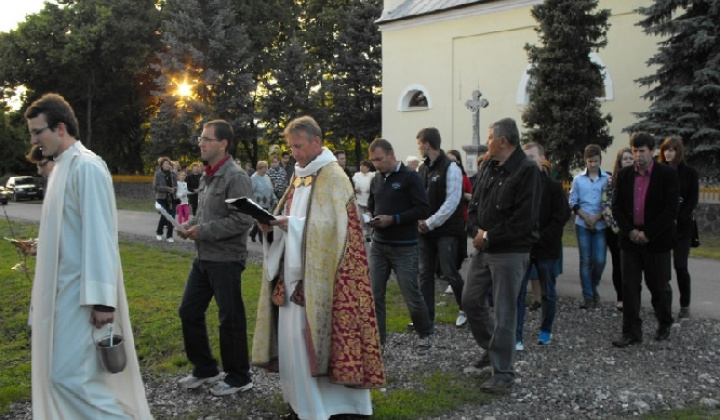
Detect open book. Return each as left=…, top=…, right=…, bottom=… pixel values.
left=225, top=197, right=276, bottom=224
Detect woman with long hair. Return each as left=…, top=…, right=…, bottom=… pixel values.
left=601, top=147, right=633, bottom=310
left=659, top=136, right=699, bottom=319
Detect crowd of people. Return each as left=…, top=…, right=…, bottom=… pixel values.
left=23, top=91, right=700, bottom=419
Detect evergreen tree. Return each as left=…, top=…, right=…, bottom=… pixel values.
left=150, top=0, right=254, bottom=163
left=626, top=0, right=720, bottom=179
left=327, top=0, right=382, bottom=167
left=521, top=0, right=612, bottom=178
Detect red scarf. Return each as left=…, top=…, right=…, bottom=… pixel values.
left=204, top=155, right=231, bottom=178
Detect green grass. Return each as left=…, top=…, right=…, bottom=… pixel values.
left=115, top=197, right=158, bottom=212
left=562, top=221, right=720, bottom=261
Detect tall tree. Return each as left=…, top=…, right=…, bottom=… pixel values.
left=626, top=0, right=720, bottom=179
left=327, top=0, right=382, bottom=167
left=521, top=0, right=612, bottom=178
left=149, top=0, right=254, bottom=164
left=0, top=0, right=161, bottom=174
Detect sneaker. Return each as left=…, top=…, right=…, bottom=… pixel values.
left=209, top=380, right=254, bottom=396
left=537, top=331, right=552, bottom=345
left=166, top=238, right=174, bottom=243
left=406, top=322, right=414, bottom=331
left=156, top=234, right=163, bottom=241
left=417, top=336, right=432, bottom=356
left=678, top=307, right=690, bottom=320
left=178, top=372, right=224, bottom=389
left=515, top=341, right=524, bottom=351
left=616, top=301, right=623, bottom=311
left=455, top=310, right=467, bottom=327
left=579, top=298, right=593, bottom=309
left=444, top=285, right=453, bottom=294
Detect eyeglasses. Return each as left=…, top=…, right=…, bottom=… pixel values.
left=30, top=126, right=50, bottom=136
left=197, top=136, right=220, bottom=143
left=37, top=160, right=52, bottom=168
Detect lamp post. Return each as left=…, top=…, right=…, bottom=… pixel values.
left=462, top=90, right=489, bottom=176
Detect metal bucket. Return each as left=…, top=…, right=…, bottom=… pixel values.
left=94, top=324, right=127, bottom=374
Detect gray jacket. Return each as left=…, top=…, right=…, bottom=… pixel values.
left=188, top=158, right=253, bottom=262
left=154, top=168, right=178, bottom=201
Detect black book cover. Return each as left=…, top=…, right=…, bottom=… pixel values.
left=225, top=196, right=276, bottom=224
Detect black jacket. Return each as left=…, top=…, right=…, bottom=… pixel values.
left=532, top=174, right=570, bottom=260
left=673, top=162, right=699, bottom=238
left=368, top=163, right=430, bottom=246
left=612, top=161, right=679, bottom=253
left=467, top=147, right=541, bottom=253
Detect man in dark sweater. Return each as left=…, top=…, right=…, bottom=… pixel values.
left=367, top=138, right=433, bottom=354
left=515, top=143, right=569, bottom=349
left=464, top=117, right=541, bottom=393
left=416, top=127, right=467, bottom=328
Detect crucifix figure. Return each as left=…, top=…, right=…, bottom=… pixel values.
left=465, top=90, right=489, bottom=146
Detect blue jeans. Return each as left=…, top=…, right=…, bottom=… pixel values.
left=462, top=252, right=528, bottom=380
left=370, top=242, right=433, bottom=343
left=516, top=258, right=559, bottom=343
left=179, top=258, right=251, bottom=387
left=575, top=225, right=606, bottom=300
left=418, top=235, right=465, bottom=321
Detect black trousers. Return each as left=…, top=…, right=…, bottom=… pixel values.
left=621, top=247, right=673, bottom=340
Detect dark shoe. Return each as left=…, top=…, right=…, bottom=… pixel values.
left=654, top=326, right=671, bottom=341
left=481, top=376, right=514, bottom=394
left=406, top=322, right=414, bottom=331
left=616, top=301, right=623, bottom=311
left=463, top=352, right=491, bottom=374
left=678, top=307, right=690, bottom=320
left=592, top=297, right=600, bottom=308
left=580, top=299, right=593, bottom=309
left=528, top=301, right=542, bottom=312
left=612, top=335, right=642, bottom=348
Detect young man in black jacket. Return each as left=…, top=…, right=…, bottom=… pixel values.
left=515, top=143, right=569, bottom=349
left=463, top=117, right=541, bottom=393
left=367, top=138, right=433, bottom=354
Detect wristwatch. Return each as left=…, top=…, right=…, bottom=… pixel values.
left=482, top=231, right=488, bottom=246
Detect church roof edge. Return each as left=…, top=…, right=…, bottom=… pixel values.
left=376, top=0, right=491, bottom=25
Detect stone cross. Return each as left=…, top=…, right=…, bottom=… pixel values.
left=465, top=90, right=489, bottom=146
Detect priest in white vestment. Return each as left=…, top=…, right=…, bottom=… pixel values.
left=253, top=116, right=385, bottom=420
left=26, top=93, right=152, bottom=419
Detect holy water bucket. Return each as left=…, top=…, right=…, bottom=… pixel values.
left=94, top=323, right=127, bottom=374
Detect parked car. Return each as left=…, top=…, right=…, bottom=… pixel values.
left=3, top=176, right=43, bottom=202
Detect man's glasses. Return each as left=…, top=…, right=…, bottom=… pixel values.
left=197, top=136, right=219, bottom=143
left=37, top=160, right=52, bottom=168
left=30, top=126, right=50, bottom=136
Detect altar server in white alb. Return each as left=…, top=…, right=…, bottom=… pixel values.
left=25, top=93, right=152, bottom=419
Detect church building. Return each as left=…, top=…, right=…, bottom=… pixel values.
left=377, top=0, right=657, bottom=174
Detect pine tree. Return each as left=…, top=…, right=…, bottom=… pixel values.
left=626, top=0, right=720, bottom=179
left=521, top=0, right=612, bottom=177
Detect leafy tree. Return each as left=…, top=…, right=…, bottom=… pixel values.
left=626, top=0, right=720, bottom=180
left=149, top=0, right=254, bottom=165
left=521, top=0, right=612, bottom=178
left=0, top=0, right=161, bottom=174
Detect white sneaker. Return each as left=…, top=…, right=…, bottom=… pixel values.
left=444, top=285, right=453, bottom=294
left=166, top=238, right=174, bottom=243
left=156, top=235, right=163, bottom=241
left=209, top=380, right=254, bottom=396
left=455, top=310, right=468, bottom=327
left=515, top=341, right=524, bottom=351
left=178, top=372, right=224, bottom=389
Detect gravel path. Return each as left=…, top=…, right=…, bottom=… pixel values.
left=3, top=234, right=720, bottom=419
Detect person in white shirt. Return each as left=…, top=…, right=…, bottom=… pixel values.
left=352, top=160, right=375, bottom=241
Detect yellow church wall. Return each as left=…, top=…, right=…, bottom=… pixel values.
left=380, top=0, right=658, bottom=174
